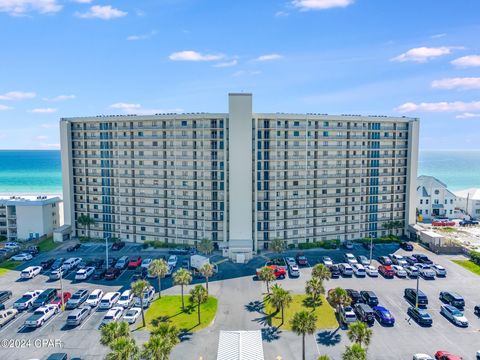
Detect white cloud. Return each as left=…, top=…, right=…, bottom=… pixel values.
left=0, top=104, right=11, bottom=111
left=391, top=46, right=454, bottom=63
left=29, top=108, right=57, bottom=113
left=213, top=60, right=238, bottom=68
left=72, top=0, right=92, bottom=3
left=292, top=0, right=354, bottom=11
left=43, top=94, right=76, bottom=101
left=431, top=33, right=447, bottom=39
left=126, top=30, right=157, bottom=41
left=396, top=100, right=480, bottom=113
left=275, top=10, right=289, bottom=17
left=110, top=103, right=182, bottom=115
left=77, top=5, right=127, bottom=20
left=169, top=50, right=224, bottom=62
left=255, top=53, right=283, bottom=62
left=110, top=103, right=141, bottom=112
left=0, top=91, right=36, bottom=101
left=232, top=70, right=261, bottom=77
left=0, top=0, right=61, bottom=16
left=456, top=112, right=480, bottom=119
left=431, top=77, right=480, bottom=90
left=451, top=55, right=480, bottom=68
left=38, top=143, right=60, bottom=149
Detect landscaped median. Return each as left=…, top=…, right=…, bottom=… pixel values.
left=452, top=259, right=480, bottom=276
left=0, top=260, right=21, bottom=277
left=144, top=295, right=218, bottom=332
left=264, top=294, right=338, bottom=330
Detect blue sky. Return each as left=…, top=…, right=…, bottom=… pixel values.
left=0, top=0, right=479, bottom=150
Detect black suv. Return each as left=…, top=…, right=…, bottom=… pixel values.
left=346, top=289, right=363, bottom=305
left=51, top=258, right=65, bottom=271
left=360, top=291, right=379, bottom=307
left=32, top=288, right=57, bottom=308
left=353, top=303, right=375, bottom=324
left=439, top=291, right=465, bottom=309
left=328, top=265, right=340, bottom=278
left=412, top=254, right=433, bottom=265
left=41, top=258, right=55, bottom=270
left=0, top=290, right=12, bottom=309
left=404, top=288, right=428, bottom=307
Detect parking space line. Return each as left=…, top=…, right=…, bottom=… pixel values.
left=0, top=311, right=28, bottom=333
left=77, top=308, right=98, bottom=330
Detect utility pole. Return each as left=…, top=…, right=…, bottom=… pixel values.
left=415, top=274, right=420, bottom=308
left=105, top=236, right=109, bottom=269
left=60, top=267, right=65, bottom=312
left=369, top=237, right=373, bottom=264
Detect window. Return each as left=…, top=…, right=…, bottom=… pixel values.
left=434, top=189, right=439, bottom=195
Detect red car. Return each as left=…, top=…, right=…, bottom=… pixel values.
left=111, top=241, right=126, bottom=251
left=295, top=252, right=308, bottom=266
left=105, top=267, right=121, bottom=280
left=51, top=292, right=71, bottom=309
left=128, top=256, right=142, bottom=269
left=378, top=265, right=395, bottom=278
left=435, top=351, right=463, bottom=360
left=256, top=265, right=286, bottom=279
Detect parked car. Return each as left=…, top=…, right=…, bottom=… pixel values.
left=99, top=292, right=121, bottom=310
left=434, top=351, right=463, bottom=360
left=408, top=307, right=433, bottom=326
left=181, top=259, right=190, bottom=270
left=107, top=257, right=118, bottom=268
left=24, top=304, right=58, bottom=328
left=339, top=263, right=353, bottom=277
left=344, top=241, right=354, bottom=249
left=378, top=256, right=392, bottom=266
left=85, top=289, right=104, bottom=308
left=25, top=245, right=39, bottom=256
left=373, top=306, right=395, bottom=325
left=357, top=255, right=370, bottom=266
left=63, top=257, right=82, bottom=271
left=400, top=242, right=414, bottom=251
left=13, top=290, right=42, bottom=310
left=362, top=241, right=374, bottom=250
left=365, top=265, right=379, bottom=277
left=141, top=258, right=153, bottom=269
left=3, top=241, right=20, bottom=249
left=66, top=289, right=89, bottom=310
left=475, top=305, right=480, bottom=317
left=459, top=219, right=479, bottom=226
left=405, top=266, right=419, bottom=278
left=439, top=291, right=465, bottom=309
left=93, top=267, right=107, bottom=280
left=117, top=290, right=134, bottom=308
left=33, top=288, right=57, bottom=308
left=49, top=266, right=66, bottom=280
left=114, top=256, right=129, bottom=270
left=75, top=266, right=95, bottom=281
left=412, top=254, right=433, bottom=265
left=288, top=264, right=300, bottom=277
left=20, top=266, right=42, bottom=279
left=105, top=267, right=121, bottom=280
left=346, top=289, right=363, bottom=305
left=128, top=256, right=143, bottom=269
left=67, top=243, right=81, bottom=252
left=360, top=291, right=379, bottom=307
left=391, top=254, right=408, bottom=266
left=51, top=258, right=64, bottom=270
left=322, top=256, right=333, bottom=266
left=167, top=255, right=178, bottom=268
left=413, top=354, right=434, bottom=360
left=353, top=303, right=375, bottom=324
left=0, top=290, right=12, bottom=305
left=133, top=286, right=155, bottom=308
left=405, top=256, right=418, bottom=265
left=123, top=307, right=142, bottom=324
left=66, top=306, right=91, bottom=326
left=352, top=264, right=366, bottom=277
left=41, top=258, right=55, bottom=270
left=100, top=306, right=124, bottom=327
left=51, top=292, right=71, bottom=309
left=0, top=308, right=18, bottom=327
left=10, top=253, right=33, bottom=261
left=378, top=265, right=394, bottom=278
left=132, top=267, right=148, bottom=281
left=405, top=288, right=428, bottom=307
left=344, top=253, right=358, bottom=265
left=417, top=264, right=436, bottom=279
left=328, top=264, right=340, bottom=278
left=285, top=257, right=297, bottom=267
left=93, top=258, right=105, bottom=268
left=295, top=252, right=308, bottom=266
left=391, top=265, right=407, bottom=278
left=440, top=304, right=468, bottom=327
left=46, top=353, right=68, bottom=360
left=256, top=265, right=286, bottom=279
left=339, top=305, right=357, bottom=325
left=432, top=264, right=447, bottom=277
left=111, top=241, right=126, bottom=251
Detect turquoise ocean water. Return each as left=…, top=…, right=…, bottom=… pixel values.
left=0, top=150, right=478, bottom=195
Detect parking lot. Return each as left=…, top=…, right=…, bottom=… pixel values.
left=1, top=241, right=479, bottom=360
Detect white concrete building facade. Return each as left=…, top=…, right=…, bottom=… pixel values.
left=416, top=175, right=457, bottom=220
left=0, top=196, right=63, bottom=241
left=454, top=188, right=480, bottom=219
left=60, top=93, right=419, bottom=252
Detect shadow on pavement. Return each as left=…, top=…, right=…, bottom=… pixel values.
left=244, top=300, right=265, bottom=314
left=316, top=328, right=342, bottom=346
left=261, top=326, right=282, bottom=342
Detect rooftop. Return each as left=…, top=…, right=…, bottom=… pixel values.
left=454, top=188, right=480, bottom=201
left=0, top=195, right=62, bottom=206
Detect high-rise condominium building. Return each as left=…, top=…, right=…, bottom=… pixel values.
left=61, top=93, right=419, bottom=258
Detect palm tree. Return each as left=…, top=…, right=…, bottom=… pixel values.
left=317, top=356, right=332, bottom=360
left=189, top=284, right=208, bottom=324
left=258, top=266, right=276, bottom=294
left=105, top=337, right=139, bottom=360
left=199, top=263, right=214, bottom=295
left=311, top=263, right=331, bottom=283
left=131, top=279, right=150, bottom=328
left=269, top=238, right=285, bottom=254
left=347, top=321, right=372, bottom=348
left=173, top=268, right=192, bottom=311
left=141, top=334, right=175, bottom=360
left=342, top=343, right=367, bottom=360
left=77, top=214, right=95, bottom=239
left=268, top=284, right=292, bottom=326
left=151, top=323, right=180, bottom=346
left=290, top=310, right=317, bottom=360
left=197, top=238, right=214, bottom=255
left=148, top=259, right=169, bottom=298
left=327, top=287, right=351, bottom=314
left=305, top=277, right=325, bottom=309
left=100, top=321, right=131, bottom=347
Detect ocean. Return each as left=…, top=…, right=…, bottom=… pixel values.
left=0, top=150, right=478, bottom=195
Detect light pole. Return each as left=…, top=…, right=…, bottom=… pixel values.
left=369, top=237, right=373, bottom=264
left=415, top=274, right=420, bottom=308
left=60, top=267, right=65, bottom=312
left=105, top=236, right=109, bottom=269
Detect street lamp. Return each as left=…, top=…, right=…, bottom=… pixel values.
left=415, top=274, right=420, bottom=308
left=368, top=236, right=373, bottom=264
left=105, top=236, right=110, bottom=270
left=60, top=267, right=65, bottom=312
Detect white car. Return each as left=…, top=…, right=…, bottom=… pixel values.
left=75, top=266, right=95, bottom=281
left=63, top=257, right=82, bottom=271
left=339, top=263, right=353, bottom=276
left=344, top=253, right=358, bottom=265
left=3, top=241, right=20, bottom=249
left=339, top=305, right=357, bottom=325
left=322, top=256, right=333, bottom=266
left=417, top=264, right=435, bottom=279
left=391, top=265, right=407, bottom=278
left=432, top=264, right=447, bottom=277
left=134, top=286, right=155, bottom=308
left=117, top=290, right=134, bottom=308
left=11, top=253, right=33, bottom=261
left=167, top=255, right=178, bottom=268
left=441, top=304, right=468, bottom=327
left=288, top=264, right=300, bottom=277
left=285, top=257, right=297, bottom=267
left=141, top=258, right=153, bottom=269
left=123, top=307, right=142, bottom=324
left=20, top=266, right=42, bottom=279
left=85, top=289, right=104, bottom=308
left=352, top=264, right=366, bottom=277
left=101, top=307, right=124, bottom=327
left=413, top=354, right=434, bottom=360
left=357, top=255, right=370, bottom=266
left=405, top=266, right=419, bottom=278
left=391, top=254, right=408, bottom=267
left=365, top=265, right=379, bottom=277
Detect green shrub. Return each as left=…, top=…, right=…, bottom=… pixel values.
left=470, top=250, right=480, bottom=265
left=298, top=240, right=340, bottom=250
left=287, top=244, right=296, bottom=250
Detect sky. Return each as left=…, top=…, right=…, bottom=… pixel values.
left=0, top=0, right=479, bottom=150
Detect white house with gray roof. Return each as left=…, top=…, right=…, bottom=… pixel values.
left=416, top=175, right=457, bottom=220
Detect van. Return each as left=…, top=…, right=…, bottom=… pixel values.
left=404, top=288, right=428, bottom=307
left=66, top=306, right=90, bottom=326
left=99, top=292, right=120, bottom=310
left=85, top=289, right=104, bottom=308
left=115, top=256, right=129, bottom=270
left=63, top=257, right=82, bottom=271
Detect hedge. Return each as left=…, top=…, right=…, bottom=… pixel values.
left=298, top=240, right=340, bottom=250
left=357, top=235, right=401, bottom=244
left=470, top=250, right=480, bottom=265
left=142, top=240, right=193, bottom=250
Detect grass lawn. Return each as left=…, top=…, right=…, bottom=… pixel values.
left=144, top=295, right=218, bottom=332
left=437, top=227, right=457, bottom=233
left=37, top=237, right=60, bottom=252
left=264, top=294, right=338, bottom=330
left=0, top=260, right=21, bottom=277
left=452, top=259, right=480, bottom=276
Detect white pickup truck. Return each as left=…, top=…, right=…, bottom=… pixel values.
left=24, top=304, right=58, bottom=328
